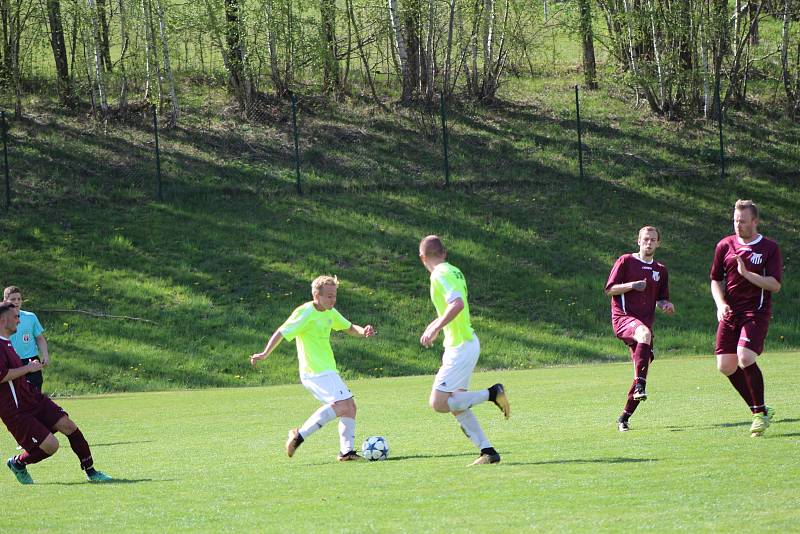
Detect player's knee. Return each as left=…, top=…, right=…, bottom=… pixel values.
left=634, top=326, right=652, bottom=344
left=717, top=360, right=737, bottom=375
left=429, top=398, right=450, bottom=413
left=333, top=398, right=356, bottom=418
left=40, top=434, right=59, bottom=455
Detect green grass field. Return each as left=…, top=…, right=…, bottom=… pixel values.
left=3, top=353, right=798, bottom=531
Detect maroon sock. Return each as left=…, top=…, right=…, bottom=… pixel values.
left=632, top=343, right=651, bottom=380
left=623, top=381, right=640, bottom=416
left=66, top=429, right=94, bottom=470
left=742, top=362, right=766, bottom=414
left=726, top=367, right=753, bottom=407
left=16, top=447, right=50, bottom=466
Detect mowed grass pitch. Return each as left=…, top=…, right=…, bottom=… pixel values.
left=2, top=353, right=798, bottom=532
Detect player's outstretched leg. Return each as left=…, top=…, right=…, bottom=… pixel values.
left=455, top=410, right=501, bottom=466
left=488, top=383, right=511, bottom=419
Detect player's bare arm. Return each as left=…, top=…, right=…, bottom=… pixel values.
left=251, top=330, right=284, bottom=366
left=0, top=359, right=43, bottom=383
left=420, top=298, right=464, bottom=348
left=710, top=279, right=731, bottom=321
left=347, top=324, right=376, bottom=338
left=735, top=256, right=782, bottom=292
left=605, top=279, right=647, bottom=296
left=657, top=300, right=675, bottom=314
left=36, top=334, right=50, bottom=365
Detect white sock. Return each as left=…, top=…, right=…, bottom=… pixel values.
left=447, top=390, right=490, bottom=412
left=455, top=409, right=492, bottom=450
left=338, top=417, right=356, bottom=454
left=298, top=405, right=336, bottom=439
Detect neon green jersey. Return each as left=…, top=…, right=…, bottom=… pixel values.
left=279, top=302, right=352, bottom=377
left=430, top=262, right=475, bottom=348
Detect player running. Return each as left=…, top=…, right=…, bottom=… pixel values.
left=0, top=302, right=112, bottom=484
left=605, top=226, right=675, bottom=432
left=710, top=200, right=782, bottom=437
left=418, top=235, right=510, bottom=466
left=250, top=275, right=375, bottom=461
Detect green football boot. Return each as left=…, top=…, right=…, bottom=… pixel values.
left=750, top=413, right=768, bottom=437
left=6, top=457, right=34, bottom=485
left=86, top=469, right=113, bottom=482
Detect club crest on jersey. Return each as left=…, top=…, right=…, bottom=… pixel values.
left=749, top=253, right=763, bottom=265
left=22, top=334, right=31, bottom=343
left=652, top=271, right=660, bottom=282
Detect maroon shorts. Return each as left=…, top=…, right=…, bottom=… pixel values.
left=3, top=397, right=67, bottom=451
left=613, top=317, right=654, bottom=350
left=715, top=313, right=770, bottom=356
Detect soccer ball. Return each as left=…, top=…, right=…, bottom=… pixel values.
left=361, top=436, right=389, bottom=461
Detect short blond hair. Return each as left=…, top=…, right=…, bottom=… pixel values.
left=638, top=226, right=661, bottom=242
left=3, top=286, right=21, bottom=300
left=419, top=235, right=446, bottom=258
left=311, top=275, right=338, bottom=295
left=735, top=199, right=759, bottom=219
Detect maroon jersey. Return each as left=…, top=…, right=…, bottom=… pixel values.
left=0, top=337, right=45, bottom=421
left=606, top=254, right=670, bottom=330
left=710, top=234, right=782, bottom=315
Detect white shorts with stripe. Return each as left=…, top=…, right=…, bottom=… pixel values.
left=301, top=371, right=353, bottom=404
left=433, top=335, right=480, bottom=393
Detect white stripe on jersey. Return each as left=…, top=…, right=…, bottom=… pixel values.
left=620, top=293, right=627, bottom=314
left=8, top=382, right=18, bottom=409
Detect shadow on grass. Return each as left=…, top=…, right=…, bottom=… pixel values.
left=91, top=440, right=155, bottom=448
left=38, top=477, right=163, bottom=486
left=386, top=452, right=476, bottom=461
left=504, top=456, right=657, bottom=466
left=711, top=417, right=800, bottom=429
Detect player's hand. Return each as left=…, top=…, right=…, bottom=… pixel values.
left=363, top=325, right=376, bottom=338
left=250, top=354, right=264, bottom=367
left=735, top=255, right=748, bottom=276
left=659, top=301, right=675, bottom=315
left=420, top=325, right=439, bottom=348
left=631, top=279, right=647, bottom=291
left=716, top=304, right=731, bottom=322
left=40, top=354, right=50, bottom=366
left=26, top=360, right=43, bottom=373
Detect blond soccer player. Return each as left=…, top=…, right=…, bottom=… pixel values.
left=250, top=276, right=375, bottom=461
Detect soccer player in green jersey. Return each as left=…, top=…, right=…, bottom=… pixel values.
left=250, top=276, right=376, bottom=461
left=418, top=235, right=510, bottom=466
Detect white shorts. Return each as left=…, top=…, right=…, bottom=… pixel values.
left=433, top=335, right=480, bottom=393
left=301, top=372, right=353, bottom=404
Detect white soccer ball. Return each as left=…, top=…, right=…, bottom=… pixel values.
left=361, top=435, right=389, bottom=461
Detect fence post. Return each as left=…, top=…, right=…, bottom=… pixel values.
left=291, top=93, right=302, bottom=195
left=440, top=92, right=450, bottom=187
left=2, top=111, right=10, bottom=209
left=575, top=85, right=585, bottom=181
left=715, top=78, right=725, bottom=180
left=152, top=104, right=163, bottom=201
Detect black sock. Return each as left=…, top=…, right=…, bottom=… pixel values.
left=85, top=467, right=97, bottom=476
left=480, top=447, right=497, bottom=456
left=488, top=386, right=497, bottom=402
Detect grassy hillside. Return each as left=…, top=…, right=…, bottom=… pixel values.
left=0, top=79, right=798, bottom=394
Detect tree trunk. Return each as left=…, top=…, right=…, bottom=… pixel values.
left=388, top=0, right=411, bottom=103
left=155, top=0, right=178, bottom=124
left=46, top=0, right=72, bottom=106
left=578, top=0, right=598, bottom=89
left=87, top=0, right=109, bottom=116
left=264, top=0, right=286, bottom=95
left=319, top=0, right=339, bottom=94
left=96, top=0, right=112, bottom=72
left=118, top=0, right=129, bottom=110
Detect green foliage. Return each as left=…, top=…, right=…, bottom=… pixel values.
left=1, top=355, right=798, bottom=530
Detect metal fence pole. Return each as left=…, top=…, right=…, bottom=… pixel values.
left=715, top=79, right=725, bottom=180
left=291, top=93, right=302, bottom=195
left=440, top=92, right=450, bottom=187
left=152, top=104, right=163, bottom=201
left=575, top=85, right=585, bottom=180
left=2, top=111, right=10, bottom=209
